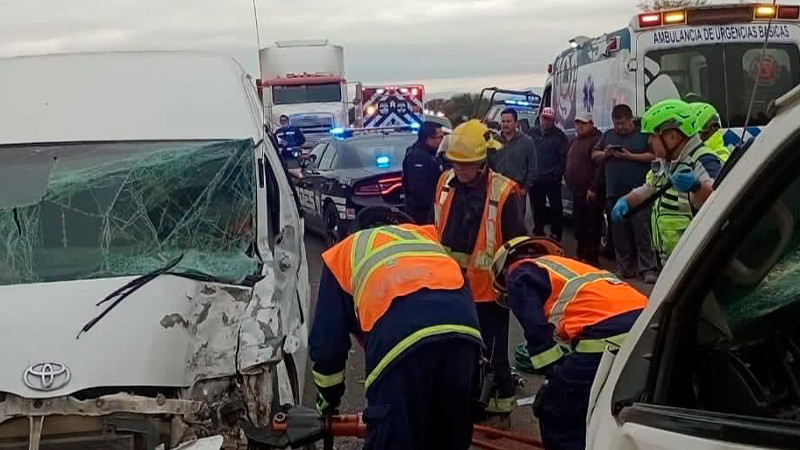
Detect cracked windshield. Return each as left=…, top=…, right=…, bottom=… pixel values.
left=0, top=140, right=258, bottom=286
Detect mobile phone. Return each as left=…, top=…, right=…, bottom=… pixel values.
left=607, top=145, right=622, bottom=152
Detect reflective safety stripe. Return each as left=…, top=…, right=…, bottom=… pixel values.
left=365, top=325, right=482, bottom=389
left=530, top=343, right=566, bottom=369
left=448, top=250, right=471, bottom=268
left=313, top=370, right=345, bottom=388
left=549, top=272, right=622, bottom=327
left=575, top=333, right=629, bottom=353
left=315, top=395, right=331, bottom=414
left=486, top=396, right=516, bottom=414
left=379, top=226, right=417, bottom=241
left=352, top=242, right=451, bottom=305
left=535, top=258, right=578, bottom=280
left=352, top=229, right=378, bottom=269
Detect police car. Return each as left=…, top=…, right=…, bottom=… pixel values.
left=290, top=126, right=417, bottom=245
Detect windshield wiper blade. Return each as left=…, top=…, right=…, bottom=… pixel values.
left=76, top=254, right=184, bottom=339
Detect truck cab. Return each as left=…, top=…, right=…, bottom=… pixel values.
left=0, top=52, right=309, bottom=450
left=587, top=83, right=800, bottom=449
left=259, top=40, right=351, bottom=148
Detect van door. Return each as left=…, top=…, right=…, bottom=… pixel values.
left=601, top=128, right=800, bottom=449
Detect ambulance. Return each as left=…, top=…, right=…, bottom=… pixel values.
left=361, top=85, right=425, bottom=128
left=542, top=3, right=800, bottom=144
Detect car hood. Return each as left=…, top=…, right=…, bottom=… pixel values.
left=0, top=276, right=258, bottom=399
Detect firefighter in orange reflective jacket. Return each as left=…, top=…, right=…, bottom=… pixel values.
left=434, top=119, right=528, bottom=419
left=310, top=207, right=482, bottom=450
left=490, top=237, right=647, bottom=450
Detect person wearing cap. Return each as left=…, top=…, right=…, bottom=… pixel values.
left=489, top=236, right=646, bottom=450
left=612, top=99, right=722, bottom=259
left=310, top=206, right=482, bottom=450
left=489, top=108, right=538, bottom=194
left=592, top=104, right=659, bottom=283
left=566, top=112, right=603, bottom=264
left=529, top=107, right=569, bottom=241
left=433, top=119, right=528, bottom=425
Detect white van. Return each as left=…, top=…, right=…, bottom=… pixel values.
left=0, top=52, right=309, bottom=449
left=587, top=83, right=800, bottom=448
left=543, top=3, right=800, bottom=142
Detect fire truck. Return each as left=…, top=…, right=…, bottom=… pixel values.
left=360, top=85, right=425, bottom=128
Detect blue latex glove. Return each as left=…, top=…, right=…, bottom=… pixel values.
left=611, top=197, right=629, bottom=222
left=670, top=167, right=700, bottom=193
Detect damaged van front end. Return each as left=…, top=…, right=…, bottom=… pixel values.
left=0, top=52, right=309, bottom=450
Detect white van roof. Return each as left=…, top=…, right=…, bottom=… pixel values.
left=0, top=51, right=262, bottom=145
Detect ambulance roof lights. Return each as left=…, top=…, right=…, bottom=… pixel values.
left=663, top=10, right=686, bottom=24
left=755, top=4, right=777, bottom=19
left=779, top=5, right=800, bottom=19
left=638, top=12, right=662, bottom=28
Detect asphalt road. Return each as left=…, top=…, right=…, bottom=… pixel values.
left=299, top=207, right=651, bottom=449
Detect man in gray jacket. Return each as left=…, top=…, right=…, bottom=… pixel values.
left=488, top=108, right=537, bottom=194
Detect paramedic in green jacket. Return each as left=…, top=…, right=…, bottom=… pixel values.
left=611, top=99, right=723, bottom=257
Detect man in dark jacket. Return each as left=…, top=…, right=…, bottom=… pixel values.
left=489, top=108, right=537, bottom=193
left=402, top=122, right=445, bottom=224
left=565, top=112, right=603, bottom=264
left=529, top=107, right=569, bottom=241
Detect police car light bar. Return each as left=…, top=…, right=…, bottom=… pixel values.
left=330, top=125, right=419, bottom=139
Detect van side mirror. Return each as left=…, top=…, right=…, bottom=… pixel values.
left=301, top=154, right=317, bottom=169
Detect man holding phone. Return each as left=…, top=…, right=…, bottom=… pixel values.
left=591, top=104, right=659, bottom=284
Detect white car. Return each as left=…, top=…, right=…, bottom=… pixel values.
left=588, top=84, right=800, bottom=448
left=0, top=52, right=309, bottom=449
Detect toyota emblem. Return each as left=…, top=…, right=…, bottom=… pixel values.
left=23, top=362, right=71, bottom=391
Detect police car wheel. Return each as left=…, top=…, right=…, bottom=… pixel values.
left=324, top=203, right=340, bottom=248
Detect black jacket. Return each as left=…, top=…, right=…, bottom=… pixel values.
left=530, top=126, right=569, bottom=183
left=402, top=142, right=443, bottom=224
left=488, top=131, right=537, bottom=191
left=439, top=171, right=528, bottom=254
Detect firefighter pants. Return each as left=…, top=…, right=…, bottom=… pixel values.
left=476, top=302, right=516, bottom=414
left=363, top=338, right=480, bottom=450
left=534, top=352, right=602, bottom=450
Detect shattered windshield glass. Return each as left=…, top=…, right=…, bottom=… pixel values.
left=0, top=140, right=258, bottom=286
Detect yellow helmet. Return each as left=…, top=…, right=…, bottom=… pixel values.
left=445, top=119, right=502, bottom=163
left=490, top=236, right=565, bottom=296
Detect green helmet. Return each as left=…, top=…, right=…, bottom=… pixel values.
left=690, top=102, right=722, bottom=134
left=641, top=99, right=695, bottom=136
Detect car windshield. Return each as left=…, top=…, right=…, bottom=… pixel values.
left=272, top=83, right=342, bottom=105
left=0, top=140, right=258, bottom=287
left=645, top=43, right=800, bottom=127
left=335, top=134, right=416, bottom=170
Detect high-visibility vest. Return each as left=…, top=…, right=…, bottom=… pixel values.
left=321, top=224, right=465, bottom=331
left=515, top=255, right=647, bottom=342
left=433, top=170, right=518, bottom=303
left=647, top=143, right=722, bottom=256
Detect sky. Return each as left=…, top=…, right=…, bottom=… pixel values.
left=0, top=0, right=793, bottom=96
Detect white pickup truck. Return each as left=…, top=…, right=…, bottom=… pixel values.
left=0, top=52, right=309, bottom=450
left=588, top=83, right=800, bottom=448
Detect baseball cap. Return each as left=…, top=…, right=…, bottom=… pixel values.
left=575, top=112, right=594, bottom=123
left=541, top=107, right=556, bottom=119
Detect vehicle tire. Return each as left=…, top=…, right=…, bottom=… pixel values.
left=601, top=215, right=615, bottom=260
left=324, top=203, right=341, bottom=248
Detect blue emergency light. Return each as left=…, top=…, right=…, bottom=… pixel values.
left=376, top=155, right=391, bottom=169
left=330, top=127, right=346, bottom=135
left=503, top=100, right=533, bottom=107
left=410, top=122, right=421, bottom=129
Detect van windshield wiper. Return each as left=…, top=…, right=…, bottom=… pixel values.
left=76, top=254, right=184, bottom=339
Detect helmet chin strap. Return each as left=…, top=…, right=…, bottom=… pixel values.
left=658, top=131, right=687, bottom=162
